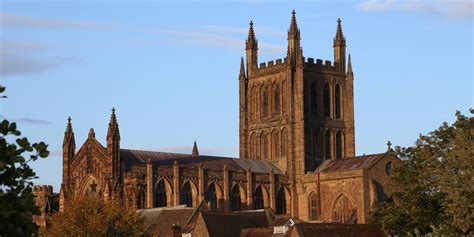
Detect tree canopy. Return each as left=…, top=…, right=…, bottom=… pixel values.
left=42, top=196, right=147, bottom=237
left=0, top=86, right=50, bottom=236
left=370, top=109, right=473, bottom=235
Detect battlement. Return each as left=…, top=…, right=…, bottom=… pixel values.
left=254, top=58, right=287, bottom=76
left=33, top=185, right=53, bottom=196
left=305, top=57, right=341, bottom=73
left=258, top=58, right=285, bottom=69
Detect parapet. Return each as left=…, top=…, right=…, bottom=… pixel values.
left=305, top=57, right=341, bottom=73
left=255, top=58, right=287, bottom=76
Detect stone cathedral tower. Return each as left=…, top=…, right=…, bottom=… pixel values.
left=239, top=11, right=355, bottom=175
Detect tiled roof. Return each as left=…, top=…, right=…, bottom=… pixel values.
left=316, top=153, right=387, bottom=173
left=294, top=223, right=385, bottom=237
left=137, top=206, right=195, bottom=236
left=121, top=149, right=283, bottom=174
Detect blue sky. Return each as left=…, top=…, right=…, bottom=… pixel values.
left=1, top=0, right=472, bottom=191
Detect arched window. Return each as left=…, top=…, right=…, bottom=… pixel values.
left=333, top=195, right=357, bottom=224
left=274, top=86, right=280, bottom=115
left=313, top=130, right=319, bottom=157
left=309, top=192, right=318, bottom=220
left=262, top=88, right=269, bottom=118
left=261, top=132, right=268, bottom=160
left=154, top=180, right=167, bottom=207
left=311, top=82, right=317, bottom=115
left=281, top=129, right=287, bottom=158
left=272, top=131, right=279, bottom=160
left=253, top=186, right=264, bottom=209
left=335, top=84, right=341, bottom=119
left=180, top=181, right=193, bottom=207
left=336, top=131, right=343, bottom=159
left=252, top=87, right=258, bottom=120
left=325, top=130, right=332, bottom=160
left=305, top=128, right=311, bottom=157
left=276, top=188, right=287, bottom=214
left=206, top=183, right=217, bottom=211
left=230, top=185, right=241, bottom=211
left=324, top=83, right=331, bottom=117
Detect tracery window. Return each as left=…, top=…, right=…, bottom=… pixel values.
left=276, top=188, right=287, bottom=214
left=281, top=129, right=288, bottom=158
left=305, top=128, right=311, bottom=157
left=230, top=185, right=241, bottom=211
left=206, top=183, right=217, bottom=210
left=180, top=181, right=193, bottom=207
left=274, top=86, right=280, bottom=115
left=262, top=88, right=269, bottom=118
left=324, top=83, right=331, bottom=117
left=335, top=84, right=342, bottom=119
left=325, top=130, right=332, bottom=160
left=261, top=132, right=268, bottom=160
left=309, top=192, right=318, bottom=220
left=253, top=186, right=264, bottom=209
left=313, top=130, right=319, bottom=157
left=333, top=195, right=356, bottom=224
left=336, top=131, right=343, bottom=159
left=154, top=179, right=167, bottom=207
left=311, top=82, right=317, bottom=115
left=136, top=185, right=145, bottom=209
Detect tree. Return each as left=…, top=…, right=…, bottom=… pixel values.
left=370, top=109, right=473, bottom=235
left=42, top=196, right=147, bottom=236
left=0, top=86, right=50, bottom=236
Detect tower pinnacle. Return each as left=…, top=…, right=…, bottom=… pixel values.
left=289, top=9, right=299, bottom=35
left=333, top=18, right=345, bottom=47
left=107, top=107, right=120, bottom=140
left=63, top=116, right=75, bottom=147
left=192, top=140, right=199, bottom=156
left=246, top=21, right=258, bottom=50
left=239, top=57, right=246, bottom=80
left=347, top=54, right=352, bottom=73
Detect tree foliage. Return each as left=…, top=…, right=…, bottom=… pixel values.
left=370, top=110, right=473, bottom=235
left=42, top=196, right=147, bottom=237
left=0, top=86, right=50, bottom=236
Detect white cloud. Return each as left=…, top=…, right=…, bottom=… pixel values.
left=355, top=0, right=473, bottom=19
left=0, top=116, right=53, bottom=125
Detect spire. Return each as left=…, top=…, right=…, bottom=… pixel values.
left=107, top=107, right=120, bottom=140
left=289, top=9, right=299, bottom=35
left=333, top=18, right=346, bottom=47
left=88, top=128, right=95, bottom=138
left=239, top=57, right=246, bottom=80
left=63, top=116, right=75, bottom=147
left=246, top=21, right=258, bottom=50
left=192, top=140, right=199, bottom=156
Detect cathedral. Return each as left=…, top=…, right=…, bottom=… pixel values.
left=59, top=11, right=400, bottom=224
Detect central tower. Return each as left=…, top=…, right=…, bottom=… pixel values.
left=239, top=11, right=355, bottom=176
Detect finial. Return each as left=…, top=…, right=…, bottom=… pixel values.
left=67, top=116, right=71, bottom=124
left=289, top=10, right=298, bottom=33
left=387, top=141, right=392, bottom=151
left=246, top=20, right=257, bottom=49
left=88, top=128, right=95, bottom=138
left=334, top=18, right=345, bottom=47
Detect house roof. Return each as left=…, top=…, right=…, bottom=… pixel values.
left=137, top=206, right=195, bottom=236
left=200, top=210, right=272, bottom=237
left=316, top=153, right=388, bottom=173
left=121, top=149, right=283, bottom=174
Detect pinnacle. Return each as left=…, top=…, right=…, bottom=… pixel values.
left=246, top=20, right=257, bottom=49
left=334, top=18, right=345, bottom=46
left=289, top=9, right=299, bottom=34
left=192, top=140, right=199, bottom=156
left=347, top=54, right=352, bottom=73
left=239, top=57, right=245, bottom=76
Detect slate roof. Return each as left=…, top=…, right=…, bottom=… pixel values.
left=121, top=149, right=283, bottom=174
left=316, top=153, right=387, bottom=173
left=137, top=206, right=195, bottom=236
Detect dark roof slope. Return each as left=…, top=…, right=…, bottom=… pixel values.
left=294, top=223, right=385, bottom=237
left=137, top=206, right=195, bottom=236
left=201, top=211, right=272, bottom=237
left=121, top=149, right=283, bottom=174
left=316, top=153, right=387, bottom=173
